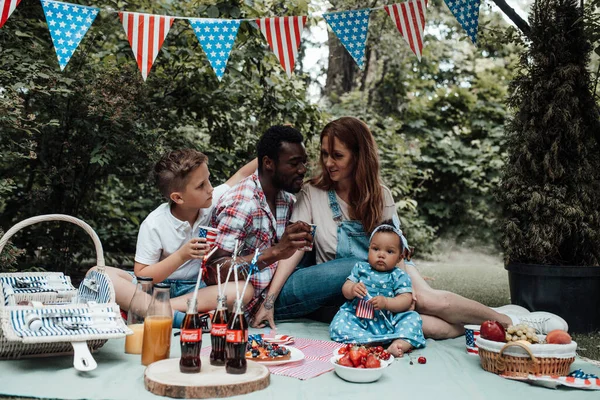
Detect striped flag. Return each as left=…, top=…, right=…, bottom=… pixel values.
left=198, top=226, right=218, bottom=247
left=256, top=16, right=307, bottom=77
left=0, top=0, right=21, bottom=29
left=385, top=0, right=428, bottom=61
left=119, top=11, right=174, bottom=81
left=356, top=298, right=374, bottom=319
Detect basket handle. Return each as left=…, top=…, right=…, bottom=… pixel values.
left=0, top=214, right=105, bottom=268
left=496, top=341, right=538, bottom=374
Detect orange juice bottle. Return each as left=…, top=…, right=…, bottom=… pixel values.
left=141, top=283, right=173, bottom=366
left=125, top=276, right=153, bottom=354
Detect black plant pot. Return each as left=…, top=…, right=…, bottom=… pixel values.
left=506, top=263, right=600, bottom=333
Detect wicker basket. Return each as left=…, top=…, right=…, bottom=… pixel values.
left=477, top=340, right=576, bottom=378
left=0, top=214, right=126, bottom=360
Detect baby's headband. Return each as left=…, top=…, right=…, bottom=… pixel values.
left=370, top=224, right=409, bottom=251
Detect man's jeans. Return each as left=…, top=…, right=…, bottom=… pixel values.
left=274, top=257, right=361, bottom=320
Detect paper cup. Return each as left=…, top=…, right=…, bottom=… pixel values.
left=464, top=324, right=480, bottom=355
left=198, top=226, right=219, bottom=248
left=301, top=224, right=317, bottom=251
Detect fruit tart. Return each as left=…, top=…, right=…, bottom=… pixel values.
left=246, top=335, right=291, bottom=362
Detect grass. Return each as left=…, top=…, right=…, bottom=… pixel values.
left=417, top=243, right=600, bottom=362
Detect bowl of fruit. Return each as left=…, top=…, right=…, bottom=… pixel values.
left=330, top=345, right=393, bottom=383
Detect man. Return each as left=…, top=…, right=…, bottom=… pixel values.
left=208, top=125, right=313, bottom=317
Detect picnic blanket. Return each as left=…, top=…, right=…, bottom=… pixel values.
left=0, top=319, right=599, bottom=400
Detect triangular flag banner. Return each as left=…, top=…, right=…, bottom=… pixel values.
left=119, top=11, right=174, bottom=81
left=189, top=18, right=240, bottom=81
left=323, top=8, right=371, bottom=70
left=256, top=16, right=307, bottom=77
left=385, top=1, right=428, bottom=61
left=443, top=0, right=481, bottom=44
left=0, top=0, right=22, bottom=29
left=40, top=0, right=98, bottom=70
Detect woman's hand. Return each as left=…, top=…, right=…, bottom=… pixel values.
left=351, top=282, right=368, bottom=299
left=178, top=238, right=209, bottom=261
left=370, top=295, right=388, bottom=311
left=251, top=303, right=276, bottom=329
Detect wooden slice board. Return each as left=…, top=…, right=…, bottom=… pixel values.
left=144, top=356, right=270, bottom=399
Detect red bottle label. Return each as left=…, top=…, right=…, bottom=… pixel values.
left=226, top=329, right=248, bottom=343
left=181, top=329, right=201, bottom=343
left=211, top=323, right=227, bottom=336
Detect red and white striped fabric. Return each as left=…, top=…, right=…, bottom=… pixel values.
left=256, top=16, right=307, bottom=77
left=356, top=299, right=374, bottom=319
left=119, top=11, right=174, bottom=81
left=385, top=0, right=428, bottom=61
left=0, top=0, right=21, bottom=29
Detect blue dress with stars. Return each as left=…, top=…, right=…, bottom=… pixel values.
left=329, top=262, right=426, bottom=348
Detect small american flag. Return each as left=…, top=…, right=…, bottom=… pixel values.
left=465, top=328, right=480, bottom=354
left=356, top=298, right=374, bottom=319
left=199, top=226, right=218, bottom=246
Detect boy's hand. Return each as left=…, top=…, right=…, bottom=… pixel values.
left=179, top=238, right=210, bottom=261
left=351, top=282, right=368, bottom=299
left=369, top=296, right=388, bottom=311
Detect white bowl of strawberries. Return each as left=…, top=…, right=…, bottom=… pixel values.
left=330, top=344, right=393, bottom=383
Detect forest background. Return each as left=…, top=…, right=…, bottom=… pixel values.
left=1, top=0, right=599, bottom=275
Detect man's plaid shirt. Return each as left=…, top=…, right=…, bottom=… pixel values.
left=211, top=173, right=294, bottom=315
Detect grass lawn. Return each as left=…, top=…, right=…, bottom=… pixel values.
left=417, top=243, right=600, bottom=363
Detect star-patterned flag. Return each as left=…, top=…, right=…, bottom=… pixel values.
left=356, top=298, right=374, bottom=319
left=256, top=16, right=307, bottom=77
left=40, top=0, right=98, bottom=70
left=1, top=0, right=22, bottom=29
left=443, top=0, right=481, bottom=44
left=323, top=8, right=371, bottom=70
left=188, top=18, right=240, bottom=81
left=119, top=11, right=174, bottom=81
left=385, top=0, right=428, bottom=61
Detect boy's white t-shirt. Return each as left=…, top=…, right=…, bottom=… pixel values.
left=134, top=183, right=230, bottom=281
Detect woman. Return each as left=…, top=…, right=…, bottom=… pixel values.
left=251, top=117, right=567, bottom=338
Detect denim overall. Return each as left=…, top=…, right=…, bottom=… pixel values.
left=328, top=190, right=370, bottom=260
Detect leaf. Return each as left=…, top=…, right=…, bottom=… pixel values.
left=595, top=46, right=600, bottom=57
left=230, top=6, right=241, bottom=19
left=207, top=5, right=220, bottom=18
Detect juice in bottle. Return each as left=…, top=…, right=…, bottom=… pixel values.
left=141, top=283, right=172, bottom=366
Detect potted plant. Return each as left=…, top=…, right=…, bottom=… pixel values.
left=499, top=0, right=600, bottom=332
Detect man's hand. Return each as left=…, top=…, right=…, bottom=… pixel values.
left=274, top=221, right=312, bottom=260
left=351, top=282, right=368, bottom=299
left=251, top=294, right=277, bottom=329
left=178, top=238, right=209, bottom=261
left=369, top=295, right=388, bottom=311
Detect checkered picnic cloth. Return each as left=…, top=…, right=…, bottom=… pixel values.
left=201, top=337, right=342, bottom=380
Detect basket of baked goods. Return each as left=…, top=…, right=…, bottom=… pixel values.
left=475, top=320, right=576, bottom=378
left=0, top=214, right=130, bottom=368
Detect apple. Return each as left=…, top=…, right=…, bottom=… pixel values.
left=480, top=320, right=506, bottom=342
left=546, top=330, right=571, bottom=344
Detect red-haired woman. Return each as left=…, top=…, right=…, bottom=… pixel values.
left=251, top=117, right=567, bottom=339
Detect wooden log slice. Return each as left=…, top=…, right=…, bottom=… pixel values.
left=144, top=356, right=270, bottom=399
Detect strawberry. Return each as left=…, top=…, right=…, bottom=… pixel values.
left=357, top=346, right=369, bottom=361
left=356, top=365, right=365, bottom=368
left=337, top=354, right=353, bottom=368
left=365, top=354, right=381, bottom=369
left=349, top=349, right=362, bottom=367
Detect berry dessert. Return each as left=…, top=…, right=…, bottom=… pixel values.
left=336, top=344, right=391, bottom=369
left=245, top=335, right=291, bottom=362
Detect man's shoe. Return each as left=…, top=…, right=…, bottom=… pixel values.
left=515, top=311, right=569, bottom=334
left=492, top=304, right=530, bottom=316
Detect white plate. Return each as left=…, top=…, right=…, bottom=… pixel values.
left=247, top=346, right=305, bottom=366
left=330, top=356, right=391, bottom=383
left=332, top=348, right=395, bottom=364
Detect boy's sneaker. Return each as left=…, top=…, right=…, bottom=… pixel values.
left=513, top=311, right=569, bottom=334
left=492, top=304, right=530, bottom=316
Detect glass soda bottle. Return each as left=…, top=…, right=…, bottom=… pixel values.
left=225, top=300, right=247, bottom=374
left=179, top=298, right=202, bottom=373
left=124, top=276, right=153, bottom=354
left=210, top=295, right=229, bottom=366
left=141, top=283, right=173, bottom=366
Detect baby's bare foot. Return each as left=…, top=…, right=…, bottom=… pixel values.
left=387, top=340, right=405, bottom=357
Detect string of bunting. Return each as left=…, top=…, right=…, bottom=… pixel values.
left=0, top=0, right=481, bottom=81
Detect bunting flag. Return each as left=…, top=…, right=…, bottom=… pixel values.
left=189, top=18, right=240, bottom=81
left=40, top=0, right=99, bottom=70
left=0, top=0, right=21, bottom=29
left=443, top=0, right=481, bottom=44
left=119, top=11, right=174, bottom=81
left=385, top=0, right=428, bottom=61
left=256, top=16, right=307, bottom=77
left=323, top=8, right=371, bottom=70
left=356, top=298, right=374, bottom=319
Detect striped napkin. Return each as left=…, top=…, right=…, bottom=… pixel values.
left=201, top=337, right=343, bottom=380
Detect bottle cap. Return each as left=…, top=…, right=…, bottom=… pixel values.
left=136, top=276, right=153, bottom=282
left=25, top=313, right=43, bottom=331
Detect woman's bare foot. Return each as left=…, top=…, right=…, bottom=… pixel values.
left=387, top=339, right=409, bottom=357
